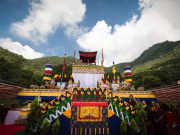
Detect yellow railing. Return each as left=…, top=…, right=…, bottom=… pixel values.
left=17, top=88, right=156, bottom=98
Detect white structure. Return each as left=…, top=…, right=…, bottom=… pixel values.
left=4, top=111, right=20, bottom=125
left=72, top=65, right=104, bottom=88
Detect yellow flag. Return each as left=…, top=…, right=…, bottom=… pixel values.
left=43, top=77, right=51, bottom=81
left=125, top=79, right=132, bottom=83
left=112, top=66, right=116, bottom=74
left=54, top=74, right=59, bottom=79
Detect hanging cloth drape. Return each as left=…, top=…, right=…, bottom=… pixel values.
left=73, top=73, right=103, bottom=88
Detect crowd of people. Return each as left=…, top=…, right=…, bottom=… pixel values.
left=127, top=94, right=179, bottom=135
left=144, top=101, right=168, bottom=135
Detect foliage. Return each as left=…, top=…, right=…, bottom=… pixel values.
left=108, top=94, right=147, bottom=135
left=133, top=75, right=161, bottom=89
left=0, top=49, right=39, bottom=87
left=41, top=119, right=50, bottom=135
left=134, top=103, right=147, bottom=135
left=130, top=118, right=138, bottom=135
left=120, top=120, right=128, bottom=135
left=51, top=119, right=60, bottom=135
left=26, top=97, right=43, bottom=134
left=133, top=57, right=180, bottom=89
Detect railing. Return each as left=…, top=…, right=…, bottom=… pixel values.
left=0, top=83, right=22, bottom=88
left=0, top=83, right=21, bottom=99
left=20, top=88, right=68, bottom=92
left=114, top=90, right=154, bottom=94
left=0, top=79, right=28, bottom=88
left=148, top=83, right=180, bottom=91
left=18, top=88, right=154, bottom=95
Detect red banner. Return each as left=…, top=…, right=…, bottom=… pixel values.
left=44, top=70, right=52, bottom=74
left=124, top=72, right=132, bottom=76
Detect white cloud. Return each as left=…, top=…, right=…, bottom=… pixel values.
left=0, top=38, right=44, bottom=59
left=77, top=0, right=180, bottom=67
left=11, top=0, right=86, bottom=44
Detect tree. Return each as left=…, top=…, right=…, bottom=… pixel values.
left=143, top=76, right=161, bottom=89
left=41, top=119, right=50, bottom=135
left=26, top=97, right=43, bottom=134
left=31, top=74, right=43, bottom=86
left=51, top=119, right=60, bottom=135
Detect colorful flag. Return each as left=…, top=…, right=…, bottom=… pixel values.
left=43, top=64, right=53, bottom=81
left=112, top=61, right=116, bottom=74
left=123, top=66, right=132, bottom=77
left=61, top=64, right=66, bottom=71
left=61, top=52, right=66, bottom=71
left=101, top=49, right=104, bottom=65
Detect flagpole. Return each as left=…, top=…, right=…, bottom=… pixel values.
left=74, top=49, right=76, bottom=64
left=61, top=70, right=63, bottom=82
left=112, top=61, right=116, bottom=82
left=61, top=52, right=66, bottom=83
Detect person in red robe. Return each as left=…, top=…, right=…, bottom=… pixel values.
left=154, top=103, right=169, bottom=135
left=128, top=94, right=137, bottom=107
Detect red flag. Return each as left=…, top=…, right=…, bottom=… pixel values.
left=64, top=52, right=66, bottom=64
left=101, top=49, right=104, bottom=65
left=61, top=52, right=66, bottom=71
left=61, top=64, right=66, bottom=71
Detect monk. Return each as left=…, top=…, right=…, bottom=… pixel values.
left=128, top=94, right=137, bottom=107
left=154, top=103, right=168, bottom=135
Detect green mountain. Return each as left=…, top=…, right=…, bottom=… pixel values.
left=132, top=41, right=180, bottom=89
left=25, top=56, right=76, bottom=75
left=132, top=40, right=180, bottom=73
left=0, top=48, right=77, bottom=86
left=0, top=40, right=180, bottom=88
left=0, top=48, right=33, bottom=87
left=105, top=40, right=180, bottom=89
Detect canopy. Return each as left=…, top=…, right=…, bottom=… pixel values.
left=79, top=51, right=97, bottom=63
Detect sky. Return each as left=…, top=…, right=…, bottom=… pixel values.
left=0, top=0, right=180, bottom=67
